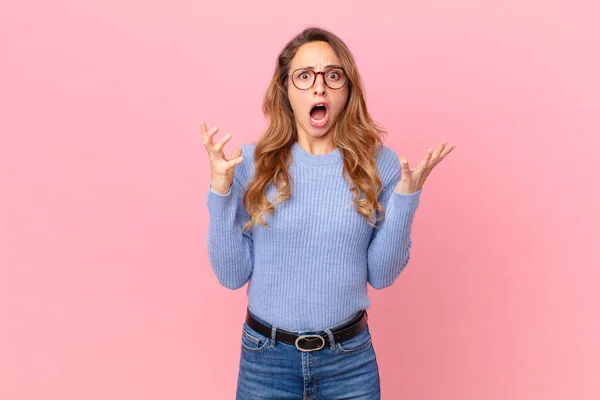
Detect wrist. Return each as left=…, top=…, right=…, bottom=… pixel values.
left=210, top=178, right=232, bottom=195
left=395, top=182, right=420, bottom=195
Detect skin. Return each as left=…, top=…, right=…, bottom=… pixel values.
left=286, top=41, right=348, bottom=156
left=201, top=120, right=243, bottom=195
left=396, top=142, right=456, bottom=195
left=201, top=42, right=456, bottom=195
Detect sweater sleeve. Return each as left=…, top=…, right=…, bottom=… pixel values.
left=206, top=175, right=254, bottom=290
left=366, top=169, right=421, bottom=289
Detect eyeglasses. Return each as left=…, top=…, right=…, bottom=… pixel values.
left=287, top=67, right=348, bottom=90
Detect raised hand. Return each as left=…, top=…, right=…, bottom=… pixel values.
left=395, top=141, right=456, bottom=194
left=201, top=121, right=244, bottom=194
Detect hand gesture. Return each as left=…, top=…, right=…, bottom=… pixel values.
left=201, top=121, right=244, bottom=194
left=395, top=141, right=456, bottom=194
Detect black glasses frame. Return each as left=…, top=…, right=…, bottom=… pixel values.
left=287, top=67, right=348, bottom=90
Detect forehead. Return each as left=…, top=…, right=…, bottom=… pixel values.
left=290, top=41, right=341, bottom=70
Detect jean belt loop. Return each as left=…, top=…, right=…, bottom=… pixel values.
left=324, top=328, right=336, bottom=350
left=270, top=325, right=278, bottom=348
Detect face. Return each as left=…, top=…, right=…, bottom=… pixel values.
left=286, top=41, right=349, bottom=142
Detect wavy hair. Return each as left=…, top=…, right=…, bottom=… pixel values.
left=242, top=27, right=387, bottom=231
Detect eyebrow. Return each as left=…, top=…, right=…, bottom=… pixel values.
left=298, top=64, right=343, bottom=70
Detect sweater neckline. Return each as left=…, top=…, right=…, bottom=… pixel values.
left=291, top=141, right=342, bottom=167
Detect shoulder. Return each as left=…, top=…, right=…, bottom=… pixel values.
left=240, top=142, right=257, bottom=158
left=375, top=144, right=401, bottom=188
left=375, top=144, right=399, bottom=167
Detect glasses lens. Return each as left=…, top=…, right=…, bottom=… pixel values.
left=293, top=69, right=314, bottom=90
left=324, top=68, right=346, bottom=89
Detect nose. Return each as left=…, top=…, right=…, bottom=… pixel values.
left=313, top=72, right=326, bottom=96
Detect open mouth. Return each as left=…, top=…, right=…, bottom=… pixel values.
left=309, top=104, right=328, bottom=127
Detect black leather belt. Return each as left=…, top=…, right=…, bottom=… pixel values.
left=245, top=308, right=368, bottom=352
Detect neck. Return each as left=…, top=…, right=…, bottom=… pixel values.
left=295, top=131, right=336, bottom=155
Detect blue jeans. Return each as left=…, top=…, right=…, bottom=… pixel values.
left=236, top=308, right=381, bottom=399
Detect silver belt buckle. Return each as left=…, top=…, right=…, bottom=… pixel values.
left=295, top=334, right=325, bottom=352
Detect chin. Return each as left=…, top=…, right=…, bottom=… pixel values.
left=306, top=124, right=333, bottom=138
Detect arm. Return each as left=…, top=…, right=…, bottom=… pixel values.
left=206, top=176, right=254, bottom=290
left=366, top=174, right=421, bottom=289
left=367, top=140, right=455, bottom=288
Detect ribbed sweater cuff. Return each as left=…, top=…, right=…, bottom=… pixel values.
left=206, top=183, right=235, bottom=213
left=389, top=188, right=421, bottom=211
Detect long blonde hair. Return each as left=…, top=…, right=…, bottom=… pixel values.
left=243, top=27, right=387, bottom=231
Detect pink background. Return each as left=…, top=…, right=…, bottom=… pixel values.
left=1, top=0, right=599, bottom=399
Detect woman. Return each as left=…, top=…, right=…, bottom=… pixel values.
left=202, top=27, right=455, bottom=399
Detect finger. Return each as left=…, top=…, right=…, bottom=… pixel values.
left=204, top=125, right=219, bottom=147
left=213, top=132, right=232, bottom=152
left=230, top=147, right=242, bottom=161
left=431, top=142, right=446, bottom=161
left=440, top=144, right=456, bottom=159
left=225, top=155, right=244, bottom=169
left=201, top=121, right=209, bottom=145
left=424, top=142, right=445, bottom=169
left=399, top=157, right=412, bottom=181
left=416, top=148, right=434, bottom=169
left=432, top=143, right=456, bottom=166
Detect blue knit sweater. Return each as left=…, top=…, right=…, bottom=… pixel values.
left=206, top=141, right=421, bottom=332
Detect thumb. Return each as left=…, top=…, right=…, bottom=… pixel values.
left=230, top=147, right=242, bottom=161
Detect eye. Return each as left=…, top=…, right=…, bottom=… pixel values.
left=327, top=72, right=339, bottom=80
left=295, top=70, right=312, bottom=81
